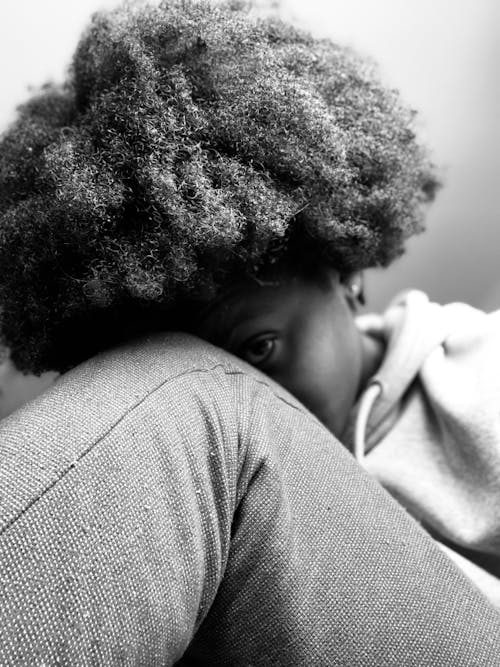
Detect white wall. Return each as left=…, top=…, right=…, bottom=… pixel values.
left=0, top=1, right=117, bottom=127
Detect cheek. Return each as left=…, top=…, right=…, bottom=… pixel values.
left=281, top=315, right=362, bottom=436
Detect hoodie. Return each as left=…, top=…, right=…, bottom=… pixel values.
left=347, top=290, right=500, bottom=608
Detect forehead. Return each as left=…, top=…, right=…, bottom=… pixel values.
left=197, top=274, right=335, bottom=344
left=199, top=281, right=288, bottom=334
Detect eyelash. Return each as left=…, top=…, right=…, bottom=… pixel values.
left=239, top=334, right=277, bottom=367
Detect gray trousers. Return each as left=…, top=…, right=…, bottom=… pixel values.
left=1, top=334, right=499, bottom=665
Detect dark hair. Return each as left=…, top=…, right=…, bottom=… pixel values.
left=0, top=0, right=439, bottom=374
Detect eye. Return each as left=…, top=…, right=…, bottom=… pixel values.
left=239, top=334, right=277, bottom=366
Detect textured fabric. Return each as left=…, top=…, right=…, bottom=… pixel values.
left=0, top=333, right=499, bottom=665
left=350, top=291, right=500, bottom=605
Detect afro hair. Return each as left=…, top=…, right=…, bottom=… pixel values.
left=0, top=0, right=439, bottom=374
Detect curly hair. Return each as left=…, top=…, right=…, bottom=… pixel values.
left=0, top=0, right=439, bottom=374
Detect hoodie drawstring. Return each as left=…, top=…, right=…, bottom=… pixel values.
left=354, top=380, right=383, bottom=466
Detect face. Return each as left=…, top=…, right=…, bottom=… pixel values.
left=195, top=270, right=366, bottom=438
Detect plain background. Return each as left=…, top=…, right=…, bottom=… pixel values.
left=0, top=0, right=499, bottom=415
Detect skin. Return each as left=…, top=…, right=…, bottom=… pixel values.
left=195, top=268, right=383, bottom=439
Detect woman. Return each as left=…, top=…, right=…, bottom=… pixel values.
left=0, top=1, right=499, bottom=663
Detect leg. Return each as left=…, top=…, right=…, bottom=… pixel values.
left=1, top=334, right=499, bottom=665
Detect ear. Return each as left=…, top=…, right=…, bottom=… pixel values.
left=341, top=272, right=365, bottom=307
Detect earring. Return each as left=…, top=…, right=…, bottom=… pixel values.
left=348, top=281, right=362, bottom=299
left=345, top=274, right=365, bottom=306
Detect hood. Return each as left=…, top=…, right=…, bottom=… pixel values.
left=345, top=290, right=450, bottom=455
left=346, top=290, right=500, bottom=559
